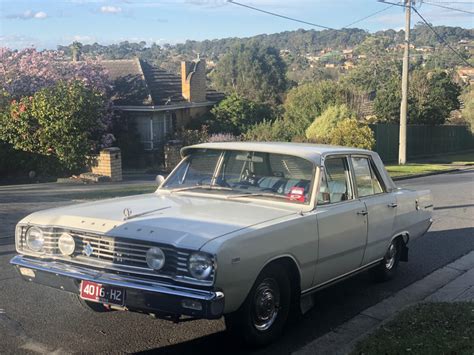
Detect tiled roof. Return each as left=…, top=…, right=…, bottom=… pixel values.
left=100, top=58, right=224, bottom=107
left=100, top=59, right=151, bottom=106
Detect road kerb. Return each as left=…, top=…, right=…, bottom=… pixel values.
left=293, top=250, right=474, bottom=355
left=391, top=166, right=473, bottom=181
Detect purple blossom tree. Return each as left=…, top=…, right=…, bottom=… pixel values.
left=0, top=47, right=111, bottom=98
left=0, top=47, right=114, bottom=140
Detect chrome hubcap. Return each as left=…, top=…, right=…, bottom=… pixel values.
left=252, top=278, right=280, bottom=331
left=385, top=243, right=397, bottom=270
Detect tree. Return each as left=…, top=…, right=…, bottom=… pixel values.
left=460, top=87, right=474, bottom=132
left=326, top=119, right=375, bottom=150
left=305, top=105, right=355, bottom=143
left=0, top=48, right=110, bottom=100
left=210, top=41, right=287, bottom=104
left=243, top=119, right=294, bottom=142
left=0, top=81, right=107, bottom=171
left=408, top=69, right=461, bottom=124
left=373, top=73, right=402, bottom=122
left=282, top=81, right=355, bottom=137
left=206, top=93, right=275, bottom=135
left=344, top=36, right=400, bottom=93
left=373, top=69, right=461, bottom=124
left=0, top=47, right=114, bottom=154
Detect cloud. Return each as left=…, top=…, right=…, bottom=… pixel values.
left=5, top=10, right=48, bottom=20
left=34, top=11, right=48, bottom=19
left=100, top=5, right=122, bottom=14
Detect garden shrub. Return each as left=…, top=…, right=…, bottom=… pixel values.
left=305, top=104, right=354, bottom=143
left=326, top=119, right=375, bottom=150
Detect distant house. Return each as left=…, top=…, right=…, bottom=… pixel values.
left=456, top=67, right=474, bottom=85
left=342, top=60, right=355, bottom=70
left=101, top=57, right=224, bottom=151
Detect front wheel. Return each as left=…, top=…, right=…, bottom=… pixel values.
left=225, top=264, right=291, bottom=347
left=370, top=238, right=401, bottom=282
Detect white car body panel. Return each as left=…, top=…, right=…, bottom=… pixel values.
left=12, top=143, right=433, bottom=316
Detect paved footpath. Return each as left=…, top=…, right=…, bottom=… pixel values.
left=295, top=250, right=474, bottom=355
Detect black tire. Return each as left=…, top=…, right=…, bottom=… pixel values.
left=225, top=263, right=291, bottom=347
left=370, top=238, right=401, bottom=282
left=72, top=294, right=110, bottom=313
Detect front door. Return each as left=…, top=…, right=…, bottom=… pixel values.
left=313, top=156, right=368, bottom=286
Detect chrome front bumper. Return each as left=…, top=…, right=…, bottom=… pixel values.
left=10, top=255, right=224, bottom=319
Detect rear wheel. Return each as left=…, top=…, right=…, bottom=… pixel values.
left=370, top=238, right=401, bottom=282
left=225, top=264, right=291, bottom=347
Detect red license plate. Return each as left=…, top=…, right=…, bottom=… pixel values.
left=80, top=281, right=125, bottom=306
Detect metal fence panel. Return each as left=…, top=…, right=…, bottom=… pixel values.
left=369, top=124, right=474, bottom=163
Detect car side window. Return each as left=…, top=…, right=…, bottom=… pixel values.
left=318, top=157, right=353, bottom=204
left=351, top=157, right=384, bottom=197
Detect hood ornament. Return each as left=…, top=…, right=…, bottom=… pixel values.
left=122, top=206, right=172, bottom=221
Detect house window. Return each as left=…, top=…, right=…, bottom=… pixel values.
left=136, top=112, right=173, bottom=150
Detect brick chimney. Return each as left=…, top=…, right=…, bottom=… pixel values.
left=181, top=57, right=206, bottom=103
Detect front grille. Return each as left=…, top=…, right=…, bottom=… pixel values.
left=17, top=226, right=214, bottom=286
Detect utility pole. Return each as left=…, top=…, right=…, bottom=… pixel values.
left=398, top=0, right=411, bottom=165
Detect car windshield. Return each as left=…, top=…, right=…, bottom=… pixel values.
left=162, top=149, right=315, bottom=204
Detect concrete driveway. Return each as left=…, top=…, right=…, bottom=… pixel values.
left=0, top=170, right=473, bottom=354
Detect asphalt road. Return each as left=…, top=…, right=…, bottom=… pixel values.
left=0, top=170, right=473, bottom=354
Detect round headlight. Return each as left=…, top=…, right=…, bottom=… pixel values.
left=188, top=253, right=213, bottom=280
left=26, top=227, right=44, bottom=252
left=58, top=233, right=75, bottom=256
left=146, top=247, right=165, bottom=270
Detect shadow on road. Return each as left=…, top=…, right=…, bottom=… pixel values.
left=137, top=227, right=474, bottom=355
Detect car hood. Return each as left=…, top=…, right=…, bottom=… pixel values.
left=20, top=192, right=296, bottom=250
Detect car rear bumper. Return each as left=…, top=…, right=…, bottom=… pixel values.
left=10, top=255, right=224, bottom=319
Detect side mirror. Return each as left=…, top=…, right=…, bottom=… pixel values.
left=156, top=175, right=165, bottom=187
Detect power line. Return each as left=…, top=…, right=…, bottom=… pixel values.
left=227, top=0, right=334, bottom=30
left=411, top=7, right=473, bottom=67
left=342, top=3, right=399, bottom=29
left=422, top=1, right=474, bottom=14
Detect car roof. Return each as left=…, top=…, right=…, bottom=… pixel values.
left=181, top=141, right=373, bottom=165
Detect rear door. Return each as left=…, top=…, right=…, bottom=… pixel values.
left=350, top=156, right=397, bottom=264
left=313, top=156, right=368, bottom=285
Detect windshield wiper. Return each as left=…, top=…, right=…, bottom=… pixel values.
left=226, top=192, right=288, bottom=200
left=169, top=184, right=234, bottom=193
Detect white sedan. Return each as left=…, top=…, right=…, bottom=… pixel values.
left=11, top=142, right=433, bottom=346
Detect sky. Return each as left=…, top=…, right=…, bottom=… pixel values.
left=0, top=0, right=473, bottom=49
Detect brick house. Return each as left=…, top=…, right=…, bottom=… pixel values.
left=101, top=57, right=224, bottom=152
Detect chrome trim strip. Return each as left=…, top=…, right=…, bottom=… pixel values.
left=302, top=258, right=383, bottom=295
left=10, top=255, right=221, bottom=301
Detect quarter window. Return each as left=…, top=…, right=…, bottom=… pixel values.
left=318, top=157, right=353, bottom=204
left=351, top=157, right=384, bottom=197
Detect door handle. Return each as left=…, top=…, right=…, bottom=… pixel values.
left=388, top=203, right=398, bottom=208
left=357, top=210, right=368, bottom=216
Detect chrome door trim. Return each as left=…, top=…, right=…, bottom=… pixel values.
left=301, top=258, right=383, bottom=295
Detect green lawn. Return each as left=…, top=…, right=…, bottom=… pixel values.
left=352, top=302, right=474, bottom=355
left=386, top=151, right=474, bottom=178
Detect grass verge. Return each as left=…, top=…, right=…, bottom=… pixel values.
left=386, top=151, right=474, bottom=178
left=352, top=302, right=474, bottom=355
left=385, top=163, right=454, bottom=177
left=60, top=185, right=156, bottom=200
